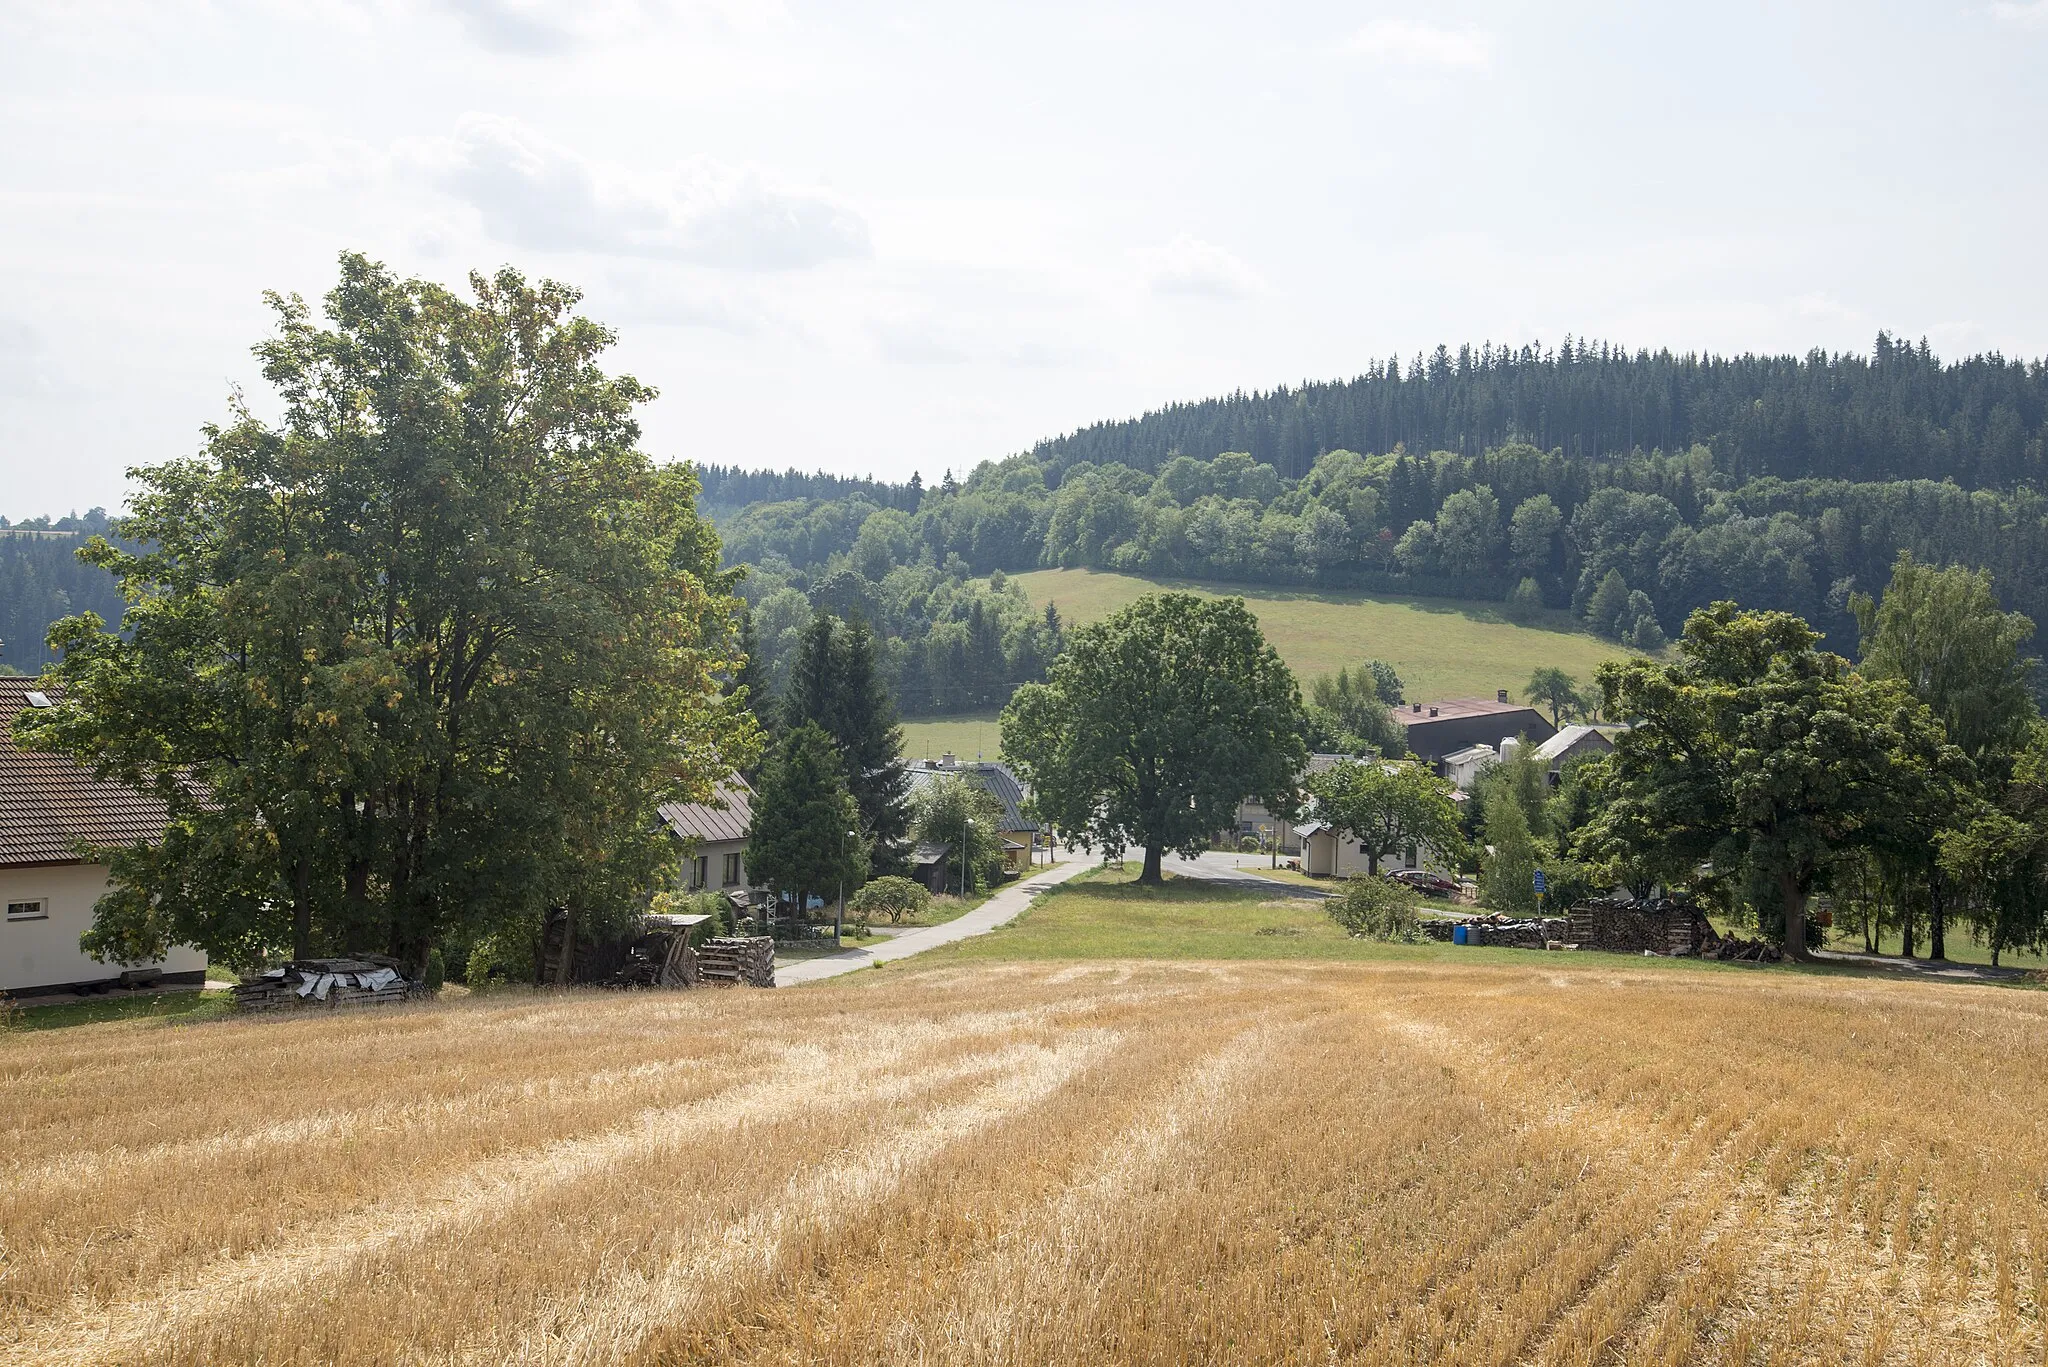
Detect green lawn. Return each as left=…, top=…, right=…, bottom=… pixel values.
left=899, top=714, right=1003, bottom=765
left=4, top=988, right=234, bottom=1032
left=1012, top=566, right=1633, bottom=703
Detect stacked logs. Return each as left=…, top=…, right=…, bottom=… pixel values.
left=1566, top=898, right=1720, bottom=956
left=232, top=957, right=417, bottom=1013
left=695, top=937, right=775, bottom=987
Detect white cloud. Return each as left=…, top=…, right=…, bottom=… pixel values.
left=1344, top=18, right=1496, bottom=71
left=1991, top=0, right=2048, bottom=26
left=406, top=114, right=870, bottom=269
left=1135, top=235, right=1264, bottom=299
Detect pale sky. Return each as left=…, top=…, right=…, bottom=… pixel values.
left=3, top=0, right=2045, bottom=515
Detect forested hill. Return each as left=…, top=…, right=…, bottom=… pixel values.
left=1031, top=336, right=2048, bottom=489
left=0, top=511, right=122, bottom=675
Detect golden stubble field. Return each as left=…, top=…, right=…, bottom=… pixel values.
left=2, top=959, right=2043, bottom=1366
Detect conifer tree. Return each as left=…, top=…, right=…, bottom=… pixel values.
left=745, top=722, right=866, bottom=920
left=780, top=610, right=911, bottom=873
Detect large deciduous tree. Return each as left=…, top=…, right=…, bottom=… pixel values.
left=1303, top=760, right=1463, bottom=876
left=1000, top=593, right=1305, bottom=883
left=17, top=253, right=754, bottom=971
left=1582, top=602, right=1965, bottom=959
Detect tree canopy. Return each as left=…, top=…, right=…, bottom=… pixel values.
left=1303, top=760, right=1463, bottom=877
left=15, top=253, right=754, bottom=971
left=745, top=722, right=866, bottom=916
left=1001, top=593, right=1305, bottom=882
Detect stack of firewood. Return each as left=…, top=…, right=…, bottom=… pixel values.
left=232, top=956, right=417, bottom=1013
left=695, top=937, right=775, bottom=987
left=1710, top=935, right=1783, bottom=963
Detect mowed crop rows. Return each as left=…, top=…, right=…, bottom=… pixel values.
left=3, top=962, right=2044, bottom=1365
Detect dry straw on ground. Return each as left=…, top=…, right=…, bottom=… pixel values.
left=3, top=959, right=2045, bottom=1364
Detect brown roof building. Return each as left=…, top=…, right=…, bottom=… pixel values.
left=0, top=678, right=205, bottom=995
left=1399, top=691, right=1556, bottom=770
left=658, top=775, right=755, bottom=897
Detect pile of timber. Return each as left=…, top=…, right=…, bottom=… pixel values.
left=694, top=937, right=775, bottom=988
left=1566, top=897, right=1720, bottom=956
left=1709, top=934, right=1783, bottom=963
left=233, top=956, right=417, bottom=1013
left=1422, top=914, right=1568, bottom=947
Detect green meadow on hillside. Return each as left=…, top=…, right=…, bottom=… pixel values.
left=1010, top=567, right=1634, bottom=704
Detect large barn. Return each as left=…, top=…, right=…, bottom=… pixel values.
left=1399, top=692, right=1556, bottom=771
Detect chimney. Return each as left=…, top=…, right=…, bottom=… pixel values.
left=1429, top=707, right=1439, bottom=717
left=1411, top=703, right=1422, bottom=714
left=940, top=752, right=956, bottom=769
left=1497, top=689, right=1509, bottom=703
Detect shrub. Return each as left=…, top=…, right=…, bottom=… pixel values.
left=1329, top=876, right=1422, bottom=941
left=849, top=875, right=934, bottom=925
left=424, top=948, right=446, bottom=993
left=1504, top=576, right=1544, bottom=622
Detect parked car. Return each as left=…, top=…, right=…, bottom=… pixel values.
left=1387, top=869, right=1459, bottom=896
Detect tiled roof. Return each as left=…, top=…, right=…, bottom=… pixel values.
left=0, top=678, right=175, bottom=867
left=906, top=760, right=1037, bottom=832
left=658, top=774, right=754, bottom=846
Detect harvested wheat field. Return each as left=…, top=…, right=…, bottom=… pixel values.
left=3, top=959, right=2045, bottom=1365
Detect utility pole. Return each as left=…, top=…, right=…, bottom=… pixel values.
left=961, top=817, right=973, bottom=898
left=835, top=827, right=855, bottom=946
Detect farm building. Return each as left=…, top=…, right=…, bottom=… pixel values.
left=658, top=774, right=754, bottom=901
left=1533, top=724, right=1614, bottom=779
left=906, top=756, right=1040, bottom=872
left=0, top=678, right=207, bottom=996
left=1400, top=692, right=1556, bottom=771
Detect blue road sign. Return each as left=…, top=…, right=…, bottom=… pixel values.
left=1533, top=868, right=1547, bottom=894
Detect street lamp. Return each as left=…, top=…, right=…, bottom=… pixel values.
left=960, top=817, right=973, bottom=898
left=835, top=828, right=856, bottom=946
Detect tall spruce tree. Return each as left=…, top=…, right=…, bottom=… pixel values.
left=745, top=722, right=866, bottom=919
left=781, top=610, right=911, bottom=873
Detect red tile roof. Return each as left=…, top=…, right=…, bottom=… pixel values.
left=658, top=774, right=755, bottom=846
left=0, top=678, right=175, bottom=867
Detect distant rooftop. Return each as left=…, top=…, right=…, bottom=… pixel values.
left=1399, top=697, right=1546, bottom=725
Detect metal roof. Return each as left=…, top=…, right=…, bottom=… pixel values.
left=1400, top=698, right=1549, bottom=725
left=905, top=760, right=1037, bottom=832
left=1533, top=725, right=1613, bottom=762
left=0, top=678, right=177, bottom=868
left=657, top=774, right=755, bottom=846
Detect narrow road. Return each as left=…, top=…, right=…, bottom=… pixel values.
left=773, top=857, right=1091, bottom=986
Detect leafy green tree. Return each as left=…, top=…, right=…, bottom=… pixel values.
left=1434, top=486, right=1502, bottom=575
left=1306, top=666, right=1407, bottom=756
left=18, top=254, right=753, bottom=972
left=1304, top=759, right=1463, bottom=876
left=910, top=771, right=1006, bottom=894
left=1481, top=781, right=1541, bottom=914
left=1366, top=659, right=1404, bottom=705
left=1582, top=603, right=1966, bottom=959
left=848, top=874, right=933, bottom=925
left=745, top=723, right=867, bottom=918
left=1584, top=569, right=1632, bottom=638
left=1524, top=667, right=1585, bottom=727
left=1509, top=494, right=1563, bottom=574
left=1504, top=577, right=1544, bottom=622
left=1002, top=593, right=1305, bottom=883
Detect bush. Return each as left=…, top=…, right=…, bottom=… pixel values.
left=465, top=924, right=538, bottom=987
left=1329, top=876, right=1423, bottom=941
left=424, top=948, right=446, bottom=993
left=849, top=875, right=933, bottom=925
left=1504, top=576, right=1544, bottom=622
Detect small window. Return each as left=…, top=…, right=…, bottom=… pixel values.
left=688, top=856, right=709, bottom=890
left=7, top=899, right=48, bottom=921
left=721, top=852, right=742, bottom=887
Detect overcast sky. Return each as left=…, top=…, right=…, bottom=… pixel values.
left=3, top=0, right=2045, bottom=515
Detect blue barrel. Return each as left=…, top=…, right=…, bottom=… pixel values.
left=1452, top=924, right=1468, bottom=945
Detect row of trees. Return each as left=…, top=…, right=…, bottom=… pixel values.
left=714, top=441, right=2048, bottom=678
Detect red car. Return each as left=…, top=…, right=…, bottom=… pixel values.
left=1387, top=869, right=1459, bottom=896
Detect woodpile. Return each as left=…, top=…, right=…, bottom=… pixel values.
left=1423, top=914, right=1569, bottom=948
left=1709, top=935, right=1784, bottom=963
left=232, top=957, right=418, bottom=1013
left=1566, top=897, right=1720, bottom=956
left=694, top=937, right=775, bottom=988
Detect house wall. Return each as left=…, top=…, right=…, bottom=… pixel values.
left=1, top=862, right=206, bottom=995
left=1302, top=832, right=1458, bottom=880
left=682, top=839, right=747, bottom=891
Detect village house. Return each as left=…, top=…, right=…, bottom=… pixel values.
left=658, top=774, right=755, bottom=907
left=1533, top=723, right=1615, bottom=780
left=906, top=755, right=1040, bottom=878
left=1291, top=760, right=1464, bottom=881
left=0, top=678, right=207, bottom=996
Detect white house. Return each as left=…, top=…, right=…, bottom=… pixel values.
left=1, top=679, right=206, bottom=996
left=1290, top=758, right=1464, bottom=880
left=1441, top=743, right=1497, bottom=792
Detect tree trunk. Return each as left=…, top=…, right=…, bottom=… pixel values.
left=1140, top=845, right=1163, bottom=884
left=1901, top=903, right=1916, bottom=958
left=1928, top=869, right=1947, bottom=961
left=553, top=907, right=576, bottom=987
left=1366, top=850, right=1380, bottom=876
left=1780, top=872, right=1811, bottom=961
left=290, top=852, right=313, bottom=961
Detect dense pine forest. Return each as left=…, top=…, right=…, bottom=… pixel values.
left=14, top=338, right=2048, bottom=708
left=0, top=510, right=121, bottom=674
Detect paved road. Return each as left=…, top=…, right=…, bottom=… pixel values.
left=773, top=857, right=1091, bottom=986
left=1150, top=848, right=1338, bottom=898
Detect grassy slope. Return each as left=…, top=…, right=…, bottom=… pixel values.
left=900, top=713, right=1004, bottom=764
left=1013, top=566, right=1631, bottom=702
